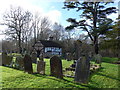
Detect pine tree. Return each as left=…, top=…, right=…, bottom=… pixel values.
left=63, top=1, right=117, bottom=54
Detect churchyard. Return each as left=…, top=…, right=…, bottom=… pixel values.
left=0, top=53, right=119, bottom=88
left=0, top=0, right=120, bottom=89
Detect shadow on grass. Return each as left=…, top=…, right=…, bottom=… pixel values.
left=96, top=72, right=120, bottom=81
left=89, top=67, right=105, bottom=79
left=1, top=65, right=100, bottom=88
left=90, top=65, right=120, bottom=82
left=31, top=72, right=97, bottom=88
left=96, top=72, right=120, bottom=88
left=89, top=65, right=120, bottom=88
left=62, top=78, right=97, bottom=89
left=32, top=73, right=48, bottom=78
left=119, top=65, right=120, bottom=88
left=1, top=65, right=24, bottom=72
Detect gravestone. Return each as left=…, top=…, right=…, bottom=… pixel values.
left=37, top=60, right=45, bottom=75
left=50, top=55, right=63, bottom=79
left=23, top=54, right=33, bottom=74
left=94, top=54, right=102, bottom=64
left=0, top=54, right=2, bottom=66
left=74, top=40, right=82, bottom=60
left=2, top=53, right=13, bottom=66
left=31, top=52, right=37, bottom=63
left=74, top=56, right=90, bottom=84
left=7, top=56, right=13, bottom=67
left=15, top=57, right=24, bottom=70
left=2, top=52, right=7, bottom=66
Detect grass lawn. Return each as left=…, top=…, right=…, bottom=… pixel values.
left=0, top=57, right=120, bottom=88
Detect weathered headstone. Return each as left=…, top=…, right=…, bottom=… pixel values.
left=2, top=53, right=13, bottom=66
left=23, top=54, right=33, bottom=74
left=74, top=40, right=82, bottom=60
left=7, top=56, right=13, bottom=67
left=94, top=54, right=102, bottom=64
left=31, top=52, right=37, bottom=63
left=37, top=60, right=45, bottom=75
left=2, top=52, right=7, bottom=66
left=15, top=57, right=24, bottom=70
left=50, top=55, right=63, bottom=79
left=0, top=53, right=2, bottom=66
left=74, top=56, right=90, bottom=84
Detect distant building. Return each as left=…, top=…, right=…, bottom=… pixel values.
left=33, top=40, right=62, bottom=58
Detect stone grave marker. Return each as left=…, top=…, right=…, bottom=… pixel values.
left=50, top=55, right=63, bottom=79
left=74, top=56, right=90, bottom=84
left=94, top=54, right=102, bottom=64
left=2, top=53, right=13, bottom=66
left=37, top=60, right=45, bottom=75
left=7, top=56, right=13, bottom=67
left=23, top=54, right=33, bottom=74
left=2, top=52, right=7, bottom=66
left=0, top=53, right=2, bottom=66
left=31, top=52, right=37, bottom=63
left=0, top=53, right=3, bottom=66
left=15, top=57, right=24, bottom=70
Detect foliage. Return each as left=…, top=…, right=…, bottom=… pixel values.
left=99, top=16, right=120, bottom=57
left=63, top=1, right=117, bottom=54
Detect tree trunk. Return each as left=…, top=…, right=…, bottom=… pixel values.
left=94, top=36, right=99, bottom=54
left=18, top=34, right=22, bottom=54
left=93, top=3, right=98, bottom=54
left=34, top=26, right=36, bottom=43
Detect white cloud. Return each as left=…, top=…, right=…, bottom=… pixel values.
left=45, top=10, right=62, bottom=24
left=0, top=0, right=43, bottom=40
left=0, top=0, right=61, bottom=24
left=0, top=0, right=62, bottom=40
left=0, top=0, right=44, bottom=15
left=118, top=1, right=120, bottom=15
left=107, top=13, right=118, bottom=21
left=51, top=6, right=55, bottom=9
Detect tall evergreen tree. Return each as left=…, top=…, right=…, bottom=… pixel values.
left=63, top=0, right=117, bottom=54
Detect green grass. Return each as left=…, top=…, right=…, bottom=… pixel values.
left=1, top=58, right=120, bottom=88
left=101, top=57, right=118, bottom=63
left=8, top=53, right=22, bottom=57
left=89, top=63, right=119, bottom=88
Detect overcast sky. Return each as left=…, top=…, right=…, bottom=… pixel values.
left=0, top=0, right=119, bottom=40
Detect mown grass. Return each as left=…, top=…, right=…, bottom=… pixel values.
left=1, top=57, right=120, bottom=88
left=102, top=57, right=118, bottom=63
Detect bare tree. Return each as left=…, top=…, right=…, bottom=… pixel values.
left=32, top=13, right=51, bottom=42
left=2, top=40, right=15, bottom=53
left=21, top=11, right=33, bottom=50
left=2, top=6, right=33, bottom=53
left=32, top=13, right=41, bottom=43
left=52, top=22, right=65, bottom=41
left=38, top=17, right=51, bottom=40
